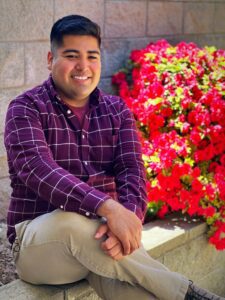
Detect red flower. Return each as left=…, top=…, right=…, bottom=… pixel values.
left=220, top=154, right=225, bottom=166
left=190, top=128, right=202, bottom=146
left=112, top=71, right=126, bottom=86
left=161, top=107, right=173, bottom=118
left=198, top=206, right=216, bottom=218
left=157, top=204, right=169, bottom=218
left=194, top=144, right=215, bottom=162
left=209, top=221, right=225, bottom=250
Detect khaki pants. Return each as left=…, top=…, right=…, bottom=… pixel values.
left=13, top=209, right=189, bottom=300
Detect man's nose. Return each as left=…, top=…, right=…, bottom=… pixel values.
left=75, top=58, right=89, bottom=71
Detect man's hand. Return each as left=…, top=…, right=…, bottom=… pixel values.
left=97, top=199, right=142, bottom=256
left=95, top=223, right=124, bottom=260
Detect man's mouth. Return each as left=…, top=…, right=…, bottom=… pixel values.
left=72, top=75, right=90, bottom=80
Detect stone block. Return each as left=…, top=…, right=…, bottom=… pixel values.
left=156, top=256, right=164, bottom=265
left=0, top=279, right=63, bottom=300
left=54, top=0, right=104, bottom=31
left=0, top=88, right=25, bottom=135
left=0, top=222, right=7, bottom=241
left=166, top=35, right=201, bottom=48
left=0, top=134, right=6, bottom=157
left=163, top=234, right=225, bottom=282
left=105, top=1, right=147, bottom=38
left=99, top=78, right=116, bottom=95
left=143, top=223, right=187, bottom=259
left=214, top=4, right=225, bottom=33
left=186, top=221, right=207, bottom=240
left=197, top=267, right=225, bottom=297
left=142, top=213, right=204, bottom=259
left=102, top=38, right=153, bottom=78
left=64, top=280, right=101, bottom=300
left=147, top=2, right=183, bottom=36
left=0, top=43, right=24, bottom=88
left=184, top=3, right=214, bottom=34
left=197, top=34, right=225, bottom=49
left=0, top=134, right=8, bottom=178
left=101, top=39, right=129, bottom=77
left=0, top=177, right=11, bottom=221
left=165, top=33, right=225, bottom=50
left=0, top=0, right=53, bottom=41
left=127, top=38, right=154, bottom=53
left=25, top=42, right=50, bottom=86
left=0, top=156, right=8, bottom=179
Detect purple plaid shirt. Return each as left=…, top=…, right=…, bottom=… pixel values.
left=4, top=76, right=147, bottom=245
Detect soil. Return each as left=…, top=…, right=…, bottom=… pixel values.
left=0, top=221, right=18, bottom=286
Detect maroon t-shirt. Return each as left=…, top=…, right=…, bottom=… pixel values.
left=67, top=102, right=89, bottom=127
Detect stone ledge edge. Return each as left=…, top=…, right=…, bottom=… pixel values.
left=143, top=213, right=207, bottom=258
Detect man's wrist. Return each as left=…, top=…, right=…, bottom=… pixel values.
left=97, top=199, right=123, bottom=219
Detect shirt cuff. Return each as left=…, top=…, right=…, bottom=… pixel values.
left=79, top=188, right=111, bottom=218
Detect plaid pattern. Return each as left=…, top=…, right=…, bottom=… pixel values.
left=4, top=76, right=147, bottom=245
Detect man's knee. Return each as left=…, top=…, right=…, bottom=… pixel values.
left=57, top=211, right=100, bottom=243
left=22, top=210, right=100, bottom=247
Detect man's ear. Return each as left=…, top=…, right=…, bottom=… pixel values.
left=47, top=51, right=53, bottom=71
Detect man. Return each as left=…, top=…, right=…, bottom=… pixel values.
left=4, top=15, right=224, bottom=300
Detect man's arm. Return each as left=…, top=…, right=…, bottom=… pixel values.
left=113, top=101, right=147, bottom=221
left=96, top=100, right=147, bottom=256
left=4, top=97, right=110, bottom=217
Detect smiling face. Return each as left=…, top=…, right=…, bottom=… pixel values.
left=47, top=34, right=101, bottom=107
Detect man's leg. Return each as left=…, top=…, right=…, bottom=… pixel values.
left=87, top=272, right=158, bottom=300
left=14, top=209, right=189, bottom=300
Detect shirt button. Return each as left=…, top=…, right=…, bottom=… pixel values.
left=82, top=134, right=85, bottom=139
left=85, top=212, right=90, bottom=216
left=67, top=109, right=72, bottom=114
left=60, top=205, right=64, bottom=209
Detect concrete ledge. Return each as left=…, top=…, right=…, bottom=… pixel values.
left=0, top=279, right=100, bottom=300
left=0, top=214, right=224, bottom=299
left=143, top=214, right=206, bottom=259
left=143, top=214, right=225, bottom=297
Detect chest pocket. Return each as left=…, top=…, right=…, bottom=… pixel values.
left=88, top=130, right=119, bottom=164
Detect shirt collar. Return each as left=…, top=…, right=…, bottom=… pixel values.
left=45, top=75, right=101, bottom=108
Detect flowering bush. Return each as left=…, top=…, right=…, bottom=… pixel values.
left=112, top=40, right=225, bottom=250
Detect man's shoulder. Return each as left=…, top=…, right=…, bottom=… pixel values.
left=100, top=90, right=122, bottom=105
left=99, top=90, right=129, bottom=115
left=9, top=77, right=53, bottom=108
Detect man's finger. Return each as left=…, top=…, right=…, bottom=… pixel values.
left=107, top=244, right=123, bottom=258
left=113, top=253, right=124, bottom=261
left=95, top=224, right=108, bottom=239
left=101, top=237, right=119, bottom=251
left=121, top=238, right=131, bottom=255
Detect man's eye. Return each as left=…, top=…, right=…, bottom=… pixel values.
left=65, top=55, right=78, bottom=59
left=89, top=56, right=98, bottom=60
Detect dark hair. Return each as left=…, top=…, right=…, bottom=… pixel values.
left=50, top=15, right=101, bottom=52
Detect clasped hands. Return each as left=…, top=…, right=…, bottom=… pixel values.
left=95, top=199, right=143, bottom=260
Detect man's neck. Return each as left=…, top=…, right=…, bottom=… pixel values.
left=62, top=97, right=89, bottom=108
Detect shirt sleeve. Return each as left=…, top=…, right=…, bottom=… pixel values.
left=113, top=100, right=148, bottom=222
left=4, top=97, right=111, bottom=218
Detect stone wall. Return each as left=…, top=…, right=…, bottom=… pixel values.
left=143, top=214, right=225, bottom=297
left=1, top=0, right=225, bottom=218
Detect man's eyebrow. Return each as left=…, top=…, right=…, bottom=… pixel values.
left=62, top=49, right=100, bottom=55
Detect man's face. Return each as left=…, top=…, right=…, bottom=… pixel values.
left=48, top=35, right=101, bottom=107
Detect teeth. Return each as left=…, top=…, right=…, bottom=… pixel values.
left=73, top=76, right=88, bottom=80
